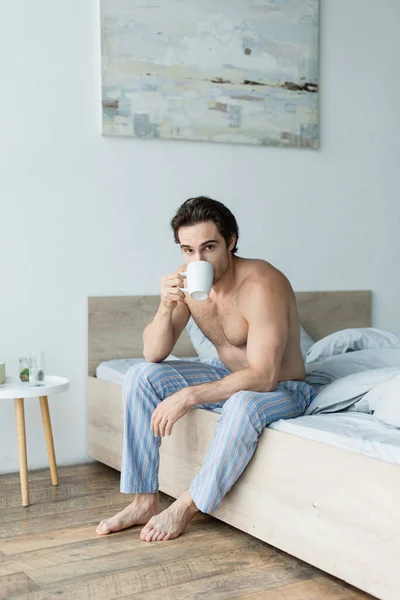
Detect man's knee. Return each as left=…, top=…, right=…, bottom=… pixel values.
left=123, top=360, right=169, bottom=397
left=222, top=391, right=261, bottom=419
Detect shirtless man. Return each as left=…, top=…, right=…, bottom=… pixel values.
left=96, top=196, right=315, bottom=541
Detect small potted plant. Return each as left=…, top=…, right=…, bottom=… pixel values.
left=19, top=357, right=31, bottom=382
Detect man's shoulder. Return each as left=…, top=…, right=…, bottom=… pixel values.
left=237, top=258, right=290, bottom=295
left=237, top=263, right=293, bottom=320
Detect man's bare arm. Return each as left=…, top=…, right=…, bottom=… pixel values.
left=143, top=302, right=190, bottom=362
left=143, top=267, right=190, bottom=362
left=185, top=276, right=289, bottom=406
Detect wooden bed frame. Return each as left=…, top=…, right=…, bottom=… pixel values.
left=86, top=292, right=400, bottom=600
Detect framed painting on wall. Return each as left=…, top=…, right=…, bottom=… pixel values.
left=101, top=0, right=319, bottom=148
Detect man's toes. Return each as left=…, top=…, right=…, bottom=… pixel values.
left=148, top=528, right=160, bottom=542
left=140, top=525, right=155, bottom=541
left=156, top=531, right=167, bottom=541
left=140, top=524, right=151, bottom=541
left=96, top=520, right=111, bottom=535
left=149, top=529, right=160, bottom=541
left=145, top=528, right=157, bottom=542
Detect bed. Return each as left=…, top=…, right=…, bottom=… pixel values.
left=86, top=292, right=400, bottom=600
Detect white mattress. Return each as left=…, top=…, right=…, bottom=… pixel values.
left=96, top=358, right=147, bottom=386
left=96, top=359, right=400, bottom=466
left=96, top=357, right=201, bottom=386
left=270, top=413, right=400, bottom=466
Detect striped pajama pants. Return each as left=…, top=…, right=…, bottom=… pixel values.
left=120, top=358, right=316, bottom=514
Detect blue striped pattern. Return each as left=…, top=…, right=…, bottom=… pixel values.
left=121, top=359, right=315, bottom=513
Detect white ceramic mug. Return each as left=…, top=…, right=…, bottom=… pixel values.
left=178, top=261, right=214, bottom=300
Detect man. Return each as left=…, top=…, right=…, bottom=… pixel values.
left=96, top=196, right=315, bottom=542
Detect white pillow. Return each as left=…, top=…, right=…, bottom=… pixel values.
left=364, top=374, right=400, bottom=428
left=305, top=366, right=400, bottom=416
left=305, top=347, right=400, bottom=388
left=186, top=318, right=314, bottom=362
left=306, top=328, right=400, bottom=364
left=300, top=325, right=314, bottom=358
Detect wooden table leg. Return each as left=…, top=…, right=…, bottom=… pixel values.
left=14, top=398, right=29, bottom=507
left=39, top=395, right=59, bottom=486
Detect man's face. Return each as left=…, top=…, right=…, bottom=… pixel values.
left=178, top=221, right=234, bottom=284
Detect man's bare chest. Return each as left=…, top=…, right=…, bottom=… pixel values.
left=188, top=299, right=248, bottom=348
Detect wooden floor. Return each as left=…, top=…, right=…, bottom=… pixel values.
left=0, top=463, right=374, bottom=600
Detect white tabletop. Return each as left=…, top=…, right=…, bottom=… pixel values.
left=0, top=376, right=69, bottom=399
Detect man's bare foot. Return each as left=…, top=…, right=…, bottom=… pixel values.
left=140, top=489, right=198, bottom=542
left=96, top=494, right=162, bottom=535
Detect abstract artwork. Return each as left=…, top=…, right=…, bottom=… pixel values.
left=101, top=0, right=319, bottom=148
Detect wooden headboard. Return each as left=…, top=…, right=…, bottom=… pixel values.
left=87, top=291, right=372, bottom=376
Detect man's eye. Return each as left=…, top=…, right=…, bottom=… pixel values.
left=183, top=249, right=192, bottom=253
left=205, top=245, right=214, bottom=250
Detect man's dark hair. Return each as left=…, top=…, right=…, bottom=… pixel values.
left=170, top=196, right=239, bottom=254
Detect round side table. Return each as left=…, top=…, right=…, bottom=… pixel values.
left=0, top=376, right=69, bottom=506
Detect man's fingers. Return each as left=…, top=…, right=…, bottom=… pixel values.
left=168, top=290, right=185, bottom=301
left=150, top=404, right=179, bottom=437
left=151, top=413, right=161, bottom=437
left=152, top=415, right=174, bottom=438
left=153, top=413, right=170, bottom=437
left=167, top=277, right=183, bottom=286
left=159, top=417, right=168, bottom=438
left=150, top=411, right=157, bottom=432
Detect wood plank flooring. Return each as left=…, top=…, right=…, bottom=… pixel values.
left=0, top=463, right=374, bottom=599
